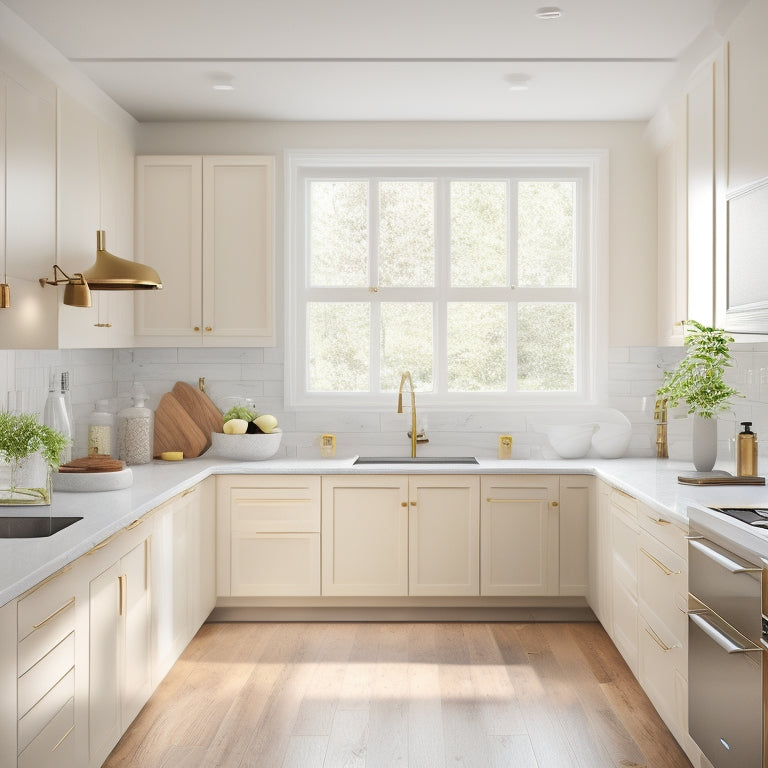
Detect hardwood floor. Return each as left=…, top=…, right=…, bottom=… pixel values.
left=103, top=621, right=693, bottom=768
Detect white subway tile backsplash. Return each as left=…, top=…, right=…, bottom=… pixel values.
left=3, top=342, right=768, bottom=461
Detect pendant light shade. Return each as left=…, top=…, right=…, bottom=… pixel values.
left=0, top=283, right=9, bottom=309
left=81, top=230, right=162, bottom=290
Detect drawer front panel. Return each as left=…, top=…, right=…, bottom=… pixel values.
left=18, top=667, right=74, bottom=753
left=17, top=568, right=76, bottom=642
left=17, top=597, right=75, bottom=677
left=18, top=632, right=75, bottom=719
left=17, top=696, right=74, bottom=768
left=229, top=479, right=321, bottom=532
left=639, top=506, right=688, bottom=558
left=639, top=530, right=687, bottom=643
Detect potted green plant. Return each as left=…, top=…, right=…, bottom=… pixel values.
left=0, top=411, right=69, bottom=505
left=656, top=319, right=740, bottom=471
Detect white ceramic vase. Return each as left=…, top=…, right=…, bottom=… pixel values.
left=692, top=414, right=717, bottom=472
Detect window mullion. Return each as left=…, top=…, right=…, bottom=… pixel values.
left=435, top=177, right=450, bottom=395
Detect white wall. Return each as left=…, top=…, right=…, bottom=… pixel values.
left=137, top=120, right=658, bottom=348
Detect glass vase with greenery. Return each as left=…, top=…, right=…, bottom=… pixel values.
left=0, top=411, right=69, bottom=504
left=656, top=320, right=740, bottom=418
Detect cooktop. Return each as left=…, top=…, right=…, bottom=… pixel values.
left=708, top=507, right=768, bottom=528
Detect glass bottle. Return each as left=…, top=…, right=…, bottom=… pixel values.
left=42, top=380, right=72, bottom=465
left=87, top=400, right=114, bottom=456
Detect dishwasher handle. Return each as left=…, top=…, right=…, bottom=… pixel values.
left=689, top=611, right=763, bottom=654
left=689, top=537, right=762, bottom=574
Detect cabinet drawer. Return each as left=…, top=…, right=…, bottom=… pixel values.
left=639, top=505, right=688, bottom=558
left=17, top=696, right=74, bottom=768
left=18, top=667, right=74, bottom=753
left=639, top=531, right=687, bottom=643
left=18, top=595, right=75, bottom=677
left=231, top=533, right=320, bottom=596
left=639, top=614, right=686, bottom=739
left=227, top=477, right=321, bottom=532
left=610, top=488, right=638, bottom=521
left=18, top=632, right=74, bottom=719
left=17, top=567, right=76, bottom=642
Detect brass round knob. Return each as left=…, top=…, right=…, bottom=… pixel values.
left=193, top=326, right=200, bottom=332
left=205, top=326, right=212, bottom=332
left=551, top=501, right=559, bottom=507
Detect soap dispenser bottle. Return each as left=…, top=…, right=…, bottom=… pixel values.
left=736, top=421, right=758, bottom=477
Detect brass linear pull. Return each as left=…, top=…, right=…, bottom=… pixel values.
left=126, top=518, right=145, bottom=530
left=647, top=515, right=671, bottom=527
left=486, top=497, right=546, bottom=504
left=52, top=724, right=75, bottom=752
left=640, top=546, right=681, bottom=576
left=25, top=564, right=72, bottom=596
left=644, top=624, right=677, bottom=652
left=119, top=574, right=127, bottom=616
left=181, top=486, right=198, bottom=498
left=86, top=529, right=122, bottom=554
left=32, top=596, right=76, bottom=630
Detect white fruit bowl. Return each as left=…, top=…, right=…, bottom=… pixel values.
left=210, top=430, right=282, bottom=461
left=546, top=424, right=596, bottom=459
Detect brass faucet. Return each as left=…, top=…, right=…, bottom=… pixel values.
left=397, top=371, right=425, bottom=458
left=654, top=397, right=669, bottom=459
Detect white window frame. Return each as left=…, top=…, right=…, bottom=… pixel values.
left=285, top=149, right=609, bottom=410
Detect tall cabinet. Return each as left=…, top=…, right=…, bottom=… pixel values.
left=134, top=155, right=275, bottom=346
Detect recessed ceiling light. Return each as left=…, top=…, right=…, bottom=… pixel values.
left=212, top=84, right=234, bottom=91
left=535, top=6, right=562, bottom=19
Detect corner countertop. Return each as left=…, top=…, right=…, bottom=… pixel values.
left=3, top=454, right=768, bottom=607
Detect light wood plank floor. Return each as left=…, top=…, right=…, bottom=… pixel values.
left=103, top=621, right=693, bottom=768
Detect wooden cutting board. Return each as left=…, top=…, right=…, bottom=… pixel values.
left=171, top=381, right=223, bottom=451
left=153, top=392, right=208, bottom=458
left=58, top=454, right=125, bottom=473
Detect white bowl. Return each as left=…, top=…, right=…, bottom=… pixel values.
left=591, top=422, right=632, bottom=459
left=210, top=430, right=282, bottom=461
left=546, top=424, right=596, bottom=459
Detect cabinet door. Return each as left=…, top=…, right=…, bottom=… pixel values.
left=408, top=475, right=479, bottom=596
left=322, top=475, right=408, bottom=596
left=89, top=560, right=121, bottom=764
left=151, top=494, right=190, bottom=683
left=121, top=540, right=151, bottom=727
left=134, top=155, right=203, bottom=341
left=187, top=478, right=217, bottom=631
left=202, top=156, right=275, bottom=345
left=480, top=476, right=559, bottom=596
left=687, top=62, right=715, bottom=326
left=727, top=0, right=768, bottom=189
left=559, top=476, right=590, bottom=596
left=0, top=601, right=14, bottom=768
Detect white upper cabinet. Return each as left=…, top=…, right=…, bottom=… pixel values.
left=56, top=92, right=136, bottom=347
left=726, top=0, right=768, bottom=190
left=135, top=155, right=275, bottom=347
left=0, top=71, right=58, bottom=349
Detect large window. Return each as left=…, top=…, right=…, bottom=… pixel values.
left=286, top=151, right=607, bottom=409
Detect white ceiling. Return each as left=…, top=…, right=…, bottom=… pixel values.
left=0, top=0, right=746, bottom=122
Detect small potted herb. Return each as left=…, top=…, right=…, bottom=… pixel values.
left=0, top=411, right=69, bottom=504
left=656, top=320, right=740, bottom=470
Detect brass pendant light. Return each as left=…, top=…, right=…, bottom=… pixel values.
left=82, top=230, right=162, bottom=290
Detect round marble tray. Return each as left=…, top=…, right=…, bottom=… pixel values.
left=52, top=467, right=133, bottom=492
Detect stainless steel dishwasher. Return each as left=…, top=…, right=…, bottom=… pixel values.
left=688, top=509, right=765, bottom=768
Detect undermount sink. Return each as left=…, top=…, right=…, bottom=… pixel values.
left=0, top=516, right=83, bottom=539
left=354, top=456, right=478, bottom=465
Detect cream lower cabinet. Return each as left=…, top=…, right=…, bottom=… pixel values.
left=152, top=478, right=216, bottom=683
left=589, top=480, right=614, bottom=627
left=609, top=487, right=640, bottom=675
left=88, top=529, right=151, bottom=768
left=480, top=475, right=560, bottom=596
left=322, top=475, right=409, bottom=596
left=217, top=475, right=321, bottom=597
left=408, top=475, right=480, bottom=596
left=15, top=563, right=86, bottom=768
left=559, top=476, right=590, bottom=596
left=638, top=508, right=689, bottom=748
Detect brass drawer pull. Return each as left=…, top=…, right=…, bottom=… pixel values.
left=32, top=596, right=75, bottom=630
left=486, top=497, right=543, bottom=504
left=86, top=529, right=122, bottom=554
left=644, top=624, right=676, bottom=652
left=53, top=724, right=75, bottom=752
left=647, top=515, right=671, bottom=526
left=640, top=546, right=681, bottom=576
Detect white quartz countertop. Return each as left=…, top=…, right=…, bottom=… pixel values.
left=3, top=453, right=768, bottom=607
